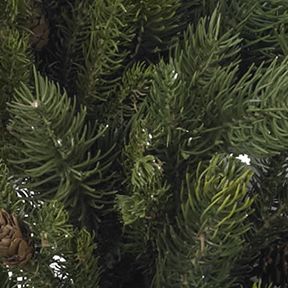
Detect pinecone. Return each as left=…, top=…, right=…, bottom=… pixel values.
left=0, top=209, right=33, bottom=266
left=29, top=1, right=49, bottom=51
left=30, top=14, right=49, bottom=50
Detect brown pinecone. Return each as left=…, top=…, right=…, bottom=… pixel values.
left=29, top=1, right=49, bottom=51
left=0, top=209, right=33, bottom=266
left=30, top=14, right=49, bottom=50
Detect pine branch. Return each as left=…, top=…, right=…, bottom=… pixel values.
left=47, top=0, right=131, bottom=109
left=0, top=29, right=31, bottom=118
left=141, top=9, right=288, bottom=158
left=0, top=0, right=32, bottom=28
left=250, top=279, right=273, bottom=288
left=231, top=153, right=288, bottom=285
left=0, top=269, right=15, bottom=288
left=227, top=56, right=288, bottom=156
left=115, top=120, right=171, bottom=281
left=7, top=67, right=117, bottom=224
left=186, top=1, right=288, bottom=67
left=238, top=1, right=288, bottom=63
left=64, top=229, right=100, bottom=288
left=123, top=0, right=182, bottom=59
left=115, top=62, right=154, bottom=122
left=0, top=161, right=25, bottom=214
left=0, top=0, right=33, bottom=161
left=0, top=162, right=100, bottom=288
left=141, top=9, right=241, bottom=158
left=153, top=155, right=254, bottom=288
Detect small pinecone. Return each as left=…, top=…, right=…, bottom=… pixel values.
left=30, top=14, right=49, bottom=50
left=29, top=2, right=49, bottom=51
left=0, top=209, right=33, bottom=266
left=259, top=242, right=288, bottom=287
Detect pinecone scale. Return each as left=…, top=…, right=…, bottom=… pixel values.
left=0, top=209, right=33, bottom=266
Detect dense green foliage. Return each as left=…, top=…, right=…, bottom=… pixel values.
left=2, top=0, right=288, bottom=287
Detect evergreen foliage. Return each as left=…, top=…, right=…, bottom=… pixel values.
left=2, top=0, right=288, bottom=287
left=153, top=155, right=254, bottom=288
left=0, top=162, right=100, bottom=287
left=7, top=67, right=117, bottom=225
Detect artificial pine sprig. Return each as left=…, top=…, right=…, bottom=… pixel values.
left=153, top=154, right=254, bottom=288
left=7, top=67, right=116, bottom=224
left=0, top=162, right=100, bottom=288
